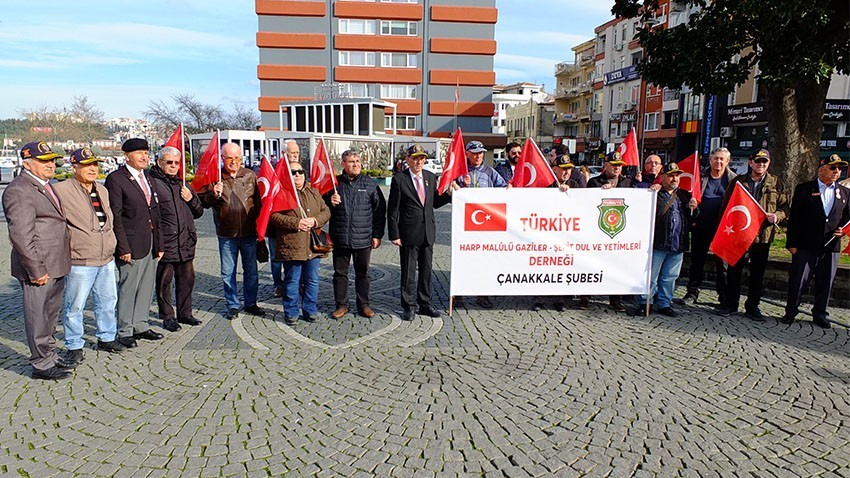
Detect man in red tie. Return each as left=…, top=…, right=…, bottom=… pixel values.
left=105, top=138, right=164, bottom=349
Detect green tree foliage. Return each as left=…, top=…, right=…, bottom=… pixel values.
left=612, top=0, right=850, bottom=190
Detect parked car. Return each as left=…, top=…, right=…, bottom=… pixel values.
left=423, top=158, right=443, bottom=176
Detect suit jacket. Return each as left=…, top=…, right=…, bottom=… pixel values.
left=105, top=165, right=162, bottom=259
left=387, top=170, right=451, bottom=246
left=2, top=172, right=71, bottom=281
left=786, top=179, right=850, bottom=252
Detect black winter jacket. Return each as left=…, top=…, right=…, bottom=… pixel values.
left=150, top=166, right=204, bottom=262
left=324, top=174, right=386, bottom=249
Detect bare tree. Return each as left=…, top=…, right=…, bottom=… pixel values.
left=227, top=102, right=260, bottom=131
left=144, top=93, right=229, bottom=133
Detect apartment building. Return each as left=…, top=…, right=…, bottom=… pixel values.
left=492, top=82, right=548, bottom=135
left=255, top=0, right=498, bottom=137
left=553, top=39, right=595, bottom=161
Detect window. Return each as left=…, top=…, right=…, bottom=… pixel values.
left=384, top=115, right=416, bottom=130
left=380, top=21, right=417, bottom=36
left=381, top=52, right=417, bottom=68
left=644, top=112, right=659, bottom=131
left=380, top=84, right=416, bottom=99
left=348, top=84, right=370, bottom=98
left=339, top=19, right=376, bottom=35
left=339, top=51, right=376, bottom=66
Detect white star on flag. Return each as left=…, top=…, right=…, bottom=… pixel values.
left=724, top=225, right=734, bottom=234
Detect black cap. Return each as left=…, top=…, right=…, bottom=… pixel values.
left=821, top=153, right=848, bottom=167
left=122, top=138, right=149, bottom=153
left=553, top=154, right=574, bottom=169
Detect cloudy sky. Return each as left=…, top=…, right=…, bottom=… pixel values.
left=0, top=1, right=613, bottom=119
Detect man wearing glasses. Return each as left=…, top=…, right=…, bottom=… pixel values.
left=198, top=142, right=265, bottom=320
left=716, top=149, right=788, bottom=320
left=495, top=141, right=521, bottom=183
left=782, top=154, right=850, bottom=328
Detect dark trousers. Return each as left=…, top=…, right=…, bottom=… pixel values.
left=687, top=227, right=727, bottom=301
left=21, top=277, right=64, bottom=371
left=725, top=243, right=770, bottom=312
left=333, top=247, right=372, bottom=309
left=786, top=249, right=839, bottom=321
left=399, top=243, right=433, bottom=311
left=155, top=260, right=196, bottom=321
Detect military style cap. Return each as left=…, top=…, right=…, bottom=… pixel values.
left=605, top=150, right=625, bottom=165
left=661, top=162, right=683, bottom=175
left=821, top=153, right=848, bottom=167
left=20, top=141, right=62, bottom=161
left=406, top=144, right=428, bottom=158
left=553, top=154, right=574, bottom=169
left=69, top=147, right=101, bottom=165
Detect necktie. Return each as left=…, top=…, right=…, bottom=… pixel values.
left=138, top=172, right=151, bottom=205
left=415, top=175, right=426, bottom=205
left=44, top=182, right=62, bottom=211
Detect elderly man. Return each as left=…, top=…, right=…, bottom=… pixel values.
left=53, top=148, right=125, bottom=368
left=782, top=154, right=850, bottom=328
left=106, top=138, right=164, bottom=349
left=388, top=144, right=456, bottom=320
left=149, top=146, right=204, bottom=332
left=326, top=149, right=386, bottom=319
left=634, top=163, right=698, bottom=317
left=633, top=154, right=663, bottom=188
left=495, top=142, right=522, bottom=183
left=269, top=139, right=300, bottom=298
left=718, top=149, right=788, bottom=320
left=681, top=147, right=737, bottom=306
left=3, top=141, right=73, bottom=379
left=198, top=142, right=264, bottom=319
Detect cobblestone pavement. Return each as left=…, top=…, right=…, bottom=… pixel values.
left=2, top=185, right=850, bottom=477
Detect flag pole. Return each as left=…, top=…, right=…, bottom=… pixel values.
left=323, top=137, right=338, bottom=195
left=644, top=190, right=658, bottom=317
left=216, top=130, right=222, bottom=184
left=180, top=122, right=186, bottom=185
left=453, top=78, right=459, bottom=133
left=824, top=219, right=850, bottom=248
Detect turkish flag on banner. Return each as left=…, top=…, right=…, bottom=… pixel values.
left=163, top=123, right=185, bottom=180
left=710, top=182, right=766, bottom=266
left=438, top=127, right=468, bottom=194
left=256, top=156, right=302, bottom=240
left=191, top=132, right=220, bottom=192
left=310, top=139, right=337, bottom=195
left=676, top=151, right=702, bottom=203
left=464, top=203, right=507, bottom=231
left=616, top=127, right=640, bottom=166
left=510, top=138, right=556, bottom=188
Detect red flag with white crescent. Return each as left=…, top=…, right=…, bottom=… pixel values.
left=437, top=127, right=468, bottom=194
left=190, top=132, right=219, bottom=192
left=616, top=127, right=640, bottom=167
left=163, top=123, right=185, bottom=179
left=310, top=139, right=337, bottom=195
left=709, top=182, right=766, bottom=266
left=676, top=151, right=702, bottom=203
left=256, top=156, right=282, bottom=240
left=510, top=138, right=556, bottom=188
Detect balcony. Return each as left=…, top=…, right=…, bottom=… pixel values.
left=554, top=61, right=575, bottom=76
left=579, top=55, right=594, bottom=68
left=553, top=112, right=580, bottom=124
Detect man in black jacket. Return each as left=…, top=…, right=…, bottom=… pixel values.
left=326, top=150, right=386, bottom=319
left=782, top=154, right=850, bottom=328
left=150, top=147, right=204, bottom=332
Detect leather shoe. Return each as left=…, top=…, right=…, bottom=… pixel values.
left=305, top=312, right=323, bottom=322
left=418, top=307, right=441, bottom=318
left=117, top=336, right=137, bottom=348
left=401, top=309, right=414, bottom=321
left=745, top=309, right=766, bottom=322
left=134, top=330, right=164, bottom=341
left=244, top=305, right=266, bottom=317
left=32, top=366, right=72, bottom=380
left=609, top=299, right=626, bottom=312
left=162, top=319, right=181, bottom=332
left=331, top=307, right=349, bottom=319
left=273, top=286, right=283, bottom=298
left=657, top=307, right=677, bottom=317
left=577, top=296, right=590, bottom=310
left=284, top=316, right=298, bottom=326
left=680, top=292, right=698, bottom=305
left=177, top=317, right=202, bottom=326
left=715, top=307, right=736, bottom=317
left=61, top=349, right=84, bottom=368
left=226, top=308, right=239, bottom=320
left=813, top=318, right=832, bottom=329
left=779, top=314, right=795, bottom=324
left=359, top=307, right=375, bottom=318
left=97, top=340, right=125, bottom=353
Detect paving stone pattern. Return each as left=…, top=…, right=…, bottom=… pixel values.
left=2, top=185, right=850, bottom=477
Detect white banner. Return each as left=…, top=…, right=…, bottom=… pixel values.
left=450, top=188, right=656, bottom=296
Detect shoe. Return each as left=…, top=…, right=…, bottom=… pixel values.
left=97, top=340, right=125, bottom=353
left=32, top=366, right=72, bottom=381
left=359, top=307, right=375, bottom=318
left=402, top=309, right=414, bottom=321
left=577, top=297, right=589, bottom=310
left=681, top=292, right=698, bottom=305
left=332, top=307, right=349, bottom=319
left=117, top=336, right=137, bottom=348
left=476, top=296, right=493, bottom=309
left=609, top=299, right=626, bottom=312
left=61, top=349, right=84, bottom=369
left=177, top=317, right=202, bottom=326
left=305, top=312, right=323, bottom=322
left=226, top=308, right=239, bottom=320
left=418, top=307, right=441, bottom=318
left=244, top=305, right=266, bottom=317
left=134, top=330, right=164, bottom=341
left=715, top=307, right=736, bottom=317
left=532, top=303, right=543, bottom=312
left=779, top=314, right=795, bottom=325
left=630, top=306, right=647, bottom=316
left=554, top=302, right=565, bottom=312
left=813, top=318, right=832, bottom=329
left=745, top=309, right=766, bottom=322
left=162, top=319, right=181, bottom=332
left=273, top=286, right=283, bottom=298
left=658, top=307, right=677, bottom=317
left=284, top=316, right=298, bottom=326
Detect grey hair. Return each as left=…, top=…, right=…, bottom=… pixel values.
left=711, top=147, right=731, bottom=159
left=158, top=146, right=181, bottom=161
left=341, top=149, right=360, bottom=161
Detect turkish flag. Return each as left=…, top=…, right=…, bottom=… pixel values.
left=616, top=127, right=640, bottom=166
left=256, top=155, right=302, bottom=240
left=510, top=138, right=556, bottom=188
left=709, top=182, right=766, bottom=266
left=677, top=151, right=702, bottom=203
left=310, top=139, right=337, bottom=195
left=438, top=127, right=468, bottom=194
left=840, top=221, right=850, bottom=254
left=163, top=123, right=185, bottom=180
left=191, top=132, right=220, bottom=192
left=464, top=203, right=507, bottom=231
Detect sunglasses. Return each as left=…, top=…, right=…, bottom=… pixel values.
left=291, top=170, right=305, bottom=176
left=752, top=158, right=769, bottom=164
left=828, top=165, right=842, bottom=171
left=162, top=160, right=180, bottom=165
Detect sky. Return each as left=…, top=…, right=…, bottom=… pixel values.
left=0, top=0, right=614, bottom=120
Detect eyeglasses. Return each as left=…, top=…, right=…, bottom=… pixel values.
left=828, top=165, right=842, bottom=171
left=223, top=156, right=241, bottom=162
left=291, top=170, right=305, bottom=176
left=162, top=160, right=180, bottom=165
left=752, top=159, right=769, bottom=164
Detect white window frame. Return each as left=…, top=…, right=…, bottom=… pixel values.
left=380, top=20, right=417, bottom=36
left=338, top=19, right=376, bottom=35
left=339, top=51, right=376, bottom=67
left=380, top=52, right=417, bottom=68
left=644, top=112, right=659, bottom=131
left=385, top=115, right=416, bottom=130
left=380, top=84, right=416, bottom=99
left=348, top=84, right=370, bottom=98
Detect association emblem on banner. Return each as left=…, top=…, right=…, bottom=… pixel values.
left=597, top=198, right=628, bottom=238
